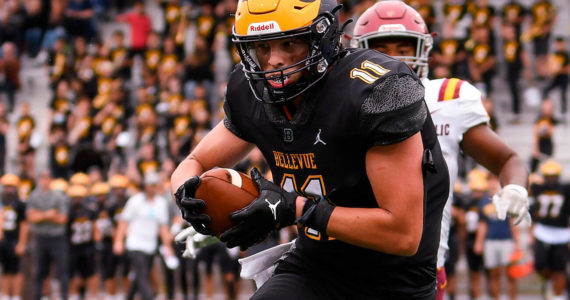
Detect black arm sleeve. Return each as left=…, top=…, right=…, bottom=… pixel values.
left=358, top=74, right=427, bottom=148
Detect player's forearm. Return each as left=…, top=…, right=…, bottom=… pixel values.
left=498, top=154, right=528, bottom=189
left=171, top=122, right=253, bottom=195
left=171, top=158, right=204, bottom=196
left=327, top=205, right=423, bottom=256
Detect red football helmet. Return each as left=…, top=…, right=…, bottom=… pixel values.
left=351, top=0, right=433, bottom=78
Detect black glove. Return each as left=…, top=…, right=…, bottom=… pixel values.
left=220, top=167, right=298, bottom=250
left=174, top=176, right=214, bottom=235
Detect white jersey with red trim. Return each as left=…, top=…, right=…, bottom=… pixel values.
left=422, top=77, right=489, bottom=267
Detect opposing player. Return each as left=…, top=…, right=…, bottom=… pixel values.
left=530, top=160, right=569, bottom=300
left=172, top=0, right=449, bottom=298
left=351, top=1, right=530, bottom=299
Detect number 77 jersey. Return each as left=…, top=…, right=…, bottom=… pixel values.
left=530, top=183, right=570, bottom=229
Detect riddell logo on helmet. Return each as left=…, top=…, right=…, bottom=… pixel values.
left=247, top=21, right=281, bottom=34
left=378, top=24, right=407, bottom=32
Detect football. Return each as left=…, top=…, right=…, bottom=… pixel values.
left=195, top=168, right=259, bottom=236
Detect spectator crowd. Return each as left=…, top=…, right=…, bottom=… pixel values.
left=0, top=0, right=569, bottom=299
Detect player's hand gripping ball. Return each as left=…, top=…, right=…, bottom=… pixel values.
left=175, top=168, right=259, bottom=236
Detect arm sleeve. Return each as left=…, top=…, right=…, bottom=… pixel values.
left=358, top=74, right=427, bottom=148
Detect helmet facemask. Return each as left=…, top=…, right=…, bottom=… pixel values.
left=233, top=10, right=342, bottom=104
left=351, top=1, right=433, bottom=79
left=353, top=30, right=432, bottom=78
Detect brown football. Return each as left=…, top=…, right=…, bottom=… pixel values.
left=195, top=168, right=259, bottom=236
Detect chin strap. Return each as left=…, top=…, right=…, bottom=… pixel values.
left=340, top=18, right=353, bottom=34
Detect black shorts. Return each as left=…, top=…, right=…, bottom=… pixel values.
left=70, top=244, right=96, bottom=278
left=101, top=239, right=130, bottom=279
left=0, top=239, right=20, bottom=274
left=534, top=239, right=568, bottom=272
left=195, top=242, right=233, bottom=275
left=466, top=246, right=484, bottom=272
left=444, top=234, right=460, bottom=276
left=218, top=249, right=240, bottom=276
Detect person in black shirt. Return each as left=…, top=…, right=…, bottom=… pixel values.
left=0, top=174, right=28, bottom=299
left=463, top=175, right=488, bottom=300
left=543, top=37, right=569, bottom=115
left=501, top=0, right=526, bottom=38
left=66, top=184, right=100, bottom=300
left=530, top=100, right=558, bottom=173
left=466, top=25, right=496, bottom=98
left=102, top=174, right=131, bottom=298
left=530, top=160, right=570, bottom=300
left=171, top=0, right=449, bottom=299
left=501, top=24, right=530, bottom=121
left=526, top=0, right=556, bottom=80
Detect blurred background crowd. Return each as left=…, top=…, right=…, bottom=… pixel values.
left=0, top=0, right=569, bottom=299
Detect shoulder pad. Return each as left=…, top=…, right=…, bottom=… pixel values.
left=436, top=78, right=480, bottom=102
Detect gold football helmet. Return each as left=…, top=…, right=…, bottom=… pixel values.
left=233, top=0, right=343, bottom=104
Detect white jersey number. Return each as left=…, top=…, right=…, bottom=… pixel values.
left=537, top=194, right=564, bottom=218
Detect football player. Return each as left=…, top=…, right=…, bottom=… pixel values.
left=103, top=175, right=131, bottom=299
left=351, top=1, right=530, bottom=299
left=67, top=185, right=101, bottom=300
left=0, top=174, right=28, bottom=300
left=172, top=0, right=449, bottom=298
left=530, top=160, right=570, bottom=300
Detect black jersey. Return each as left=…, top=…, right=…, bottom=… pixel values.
left=95, top=201, right=115, bottom=241
left=530, top=183, right=570, bottom=228
left=108, top=193, right=129, bottom=227
left=1, top=196, right=26, bottom=241
left=224, top=48, right=449, bottom=296
left=68, top=201, right=98, bottom=246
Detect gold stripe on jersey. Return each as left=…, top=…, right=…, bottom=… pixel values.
left=443, top=78, right=461, bottom=100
